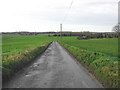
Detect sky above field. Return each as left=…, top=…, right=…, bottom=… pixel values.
left=0, top=0, right=119, bottom=32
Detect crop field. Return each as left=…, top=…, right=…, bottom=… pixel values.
left=60, top=37, right=119, bottom=88
left=2, top=34, right=119, bottom=87
left=61, top=36, right=118, bottom=57
left=3, top=35, right=56, bottom=56
left=2, top=34, right=56, bottom=81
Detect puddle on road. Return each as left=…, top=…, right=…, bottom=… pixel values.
left=25, top=74, right=32, bottom=77
left=25, top=71, right=40, bottom=77
left=33, top=63, right=38, bottom=67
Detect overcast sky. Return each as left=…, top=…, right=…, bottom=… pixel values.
left=0, top=0, right=119, bottom=32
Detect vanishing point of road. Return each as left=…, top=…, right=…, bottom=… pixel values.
left=3, top=42, right=103, bottom=88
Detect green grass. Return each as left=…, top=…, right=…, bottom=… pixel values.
left=2, top=34, right=57, bottom=81
left=0, top=34, right=2, bottom=54
left=2, top=35, right=119, bottom=87
left=60, top=36, right=119, bottom=88
left=3, top=35, right=56, bottom=55
left=0, top=35, right=2, bottom=71
left=61, top=37, right=118, bottom=57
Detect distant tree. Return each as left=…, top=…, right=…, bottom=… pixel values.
left=112, top=24, right=119, bottom=32
left=112, top=24, right=119, bottom=38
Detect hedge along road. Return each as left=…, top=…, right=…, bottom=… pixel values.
left=3, top=42, right=103, bottom=88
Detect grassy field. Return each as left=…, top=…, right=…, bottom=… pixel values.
left=2, top=35, right=119, bottom=87
left=3, top=35, right=56, bottom=56
left=2, top=34, right=57, bottom=81
left=3, top=35, right=117, bottom=60
left=60, top=37, right=118, bottom=88
left=61, top=37, right=118, bottom=57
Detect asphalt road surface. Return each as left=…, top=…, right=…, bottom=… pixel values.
left=3, top=42, right=103, bottom=88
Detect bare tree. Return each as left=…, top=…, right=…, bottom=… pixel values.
left=112, top=24, right=120, bottom=32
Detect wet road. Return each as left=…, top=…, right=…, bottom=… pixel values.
left=3, top=42, right=103, bottom=88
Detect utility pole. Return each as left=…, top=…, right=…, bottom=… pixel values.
left=57, top=30, right=59, bottom=42
left=60, top=24, right=62, bottom=41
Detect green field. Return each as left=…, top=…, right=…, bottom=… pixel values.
left=61, top=37, right=118, bottom=57
left=60, top=37, right=118, bottom=88
left=3, top=35, right=118, bottom=58
left=2, top=34, right=56, bottom=81
left=2, top=35, right=119, bottom=87
left=3, top=35, right=56, bottom=56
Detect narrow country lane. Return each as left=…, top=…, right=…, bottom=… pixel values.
left=3, top=42, right=103, bottom=88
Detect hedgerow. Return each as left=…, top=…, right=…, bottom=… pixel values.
left=60, top=42, right=119, bottom=88
left=2, top=43, right=51, bottom=82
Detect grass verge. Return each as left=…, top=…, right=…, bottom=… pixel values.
left=60, top=42, right=119, bottom=88
left=2, top=42, right=52, bottom=83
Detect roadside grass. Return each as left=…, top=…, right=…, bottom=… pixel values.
left=60, top=37, right=119, bottom=88
left=2, top=34, right=56, bottom=82
left=0, top=34, right=2, bottom=75
left=2, top=34, right=119, bottom=87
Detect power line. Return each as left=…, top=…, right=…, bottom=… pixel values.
left=58, top=0, right=74, bottom=42
left=61, top=0, right=74, bottom=24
